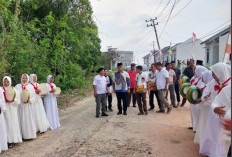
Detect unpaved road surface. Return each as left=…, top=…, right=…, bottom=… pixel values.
left=1, top=94, right=202, bottom=157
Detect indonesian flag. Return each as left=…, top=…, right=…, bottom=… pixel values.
left=193, top=32, right=196, bottom=38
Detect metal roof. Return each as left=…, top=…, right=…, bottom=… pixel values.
left=201, top=26, right=230, bottom=44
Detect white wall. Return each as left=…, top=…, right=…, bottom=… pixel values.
left=219, top=33, right=229, bottom=62
left=176, top=38, right=205, bottom=63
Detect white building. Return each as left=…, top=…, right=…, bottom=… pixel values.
left=143, top=53, right=154, bottom=67
left=201, top=26, right=230, bottom=66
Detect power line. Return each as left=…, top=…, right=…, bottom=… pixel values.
left=151, top=0, right=164, bottom=17
left=156, top=0, right=172, bottom=18
left=159, top=0, right=177, bottom=38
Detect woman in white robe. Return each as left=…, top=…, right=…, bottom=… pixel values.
left=0, top=87, right=8, bottom=153
left=29, top=74, right=50, bottom=133
left=44, top=75, right=60, bottom=130
left=2, top=76, right=22, bottom=147
left=194, top=70, right=212, bottom=144
left=191, top=66, right=207, bottom=133
left=212, top=84, right=231, bottom=155
left=200, top=62, right=231, bottom=157
left=15, top=74, right=37, bottom=140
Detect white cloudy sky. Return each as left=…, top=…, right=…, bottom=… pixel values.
left=90, top=0, right=231, bottom=64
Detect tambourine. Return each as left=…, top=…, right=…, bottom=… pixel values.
left=182, top=76, right=190, bottom=84
left=21, top=90, right=30, bottom=103
left=38, top=83, right=49, bottom=96
left=5, top=87, right=16, bottom=102
left=187, top=86, right=202, bottom=104
left=180, top=83, right=191, bottom=97
left=54, top=87, right=61, bottom=95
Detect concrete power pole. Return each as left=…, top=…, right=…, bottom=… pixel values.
left=146, top=18, right=161, bottom=63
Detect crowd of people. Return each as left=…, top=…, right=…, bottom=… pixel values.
left=93, top=60, right=231, bottom=157
left=0, top=74, right=60, bottom=154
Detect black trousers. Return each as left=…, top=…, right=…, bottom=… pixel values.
left=116, top=92, right=128, bottom=113
left=106, top=93, right=112, bottom=109
left=149, top=90, right=161, bottom=109
left=175, top=83, right=180, bottom=103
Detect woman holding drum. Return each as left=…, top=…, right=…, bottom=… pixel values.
left=44, top=75, right=61, bottom=130
left=2, top=76, right=22, bottom=148
left=29, top=74, right=50, bottom=133
left=15, top=74, right=37, bottom=140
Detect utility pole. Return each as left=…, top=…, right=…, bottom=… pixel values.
left=146, top=18, right=161, bottom=63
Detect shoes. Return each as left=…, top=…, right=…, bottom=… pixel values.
left=117, top=112, right=122, bottom=115
left=173, top=105, right=178, bottom=108
left=188, top=127, right=193, bottom=130
left=123, top=112, right=127, bottom=115
left=102, top=113, right=109, bottom=117
left=145, top=111, right=148, bottom=115
left=133, top=105, right=137, bottom=108
left=156, top=110, right=165, bottom=113
left=109, top=108, right=113, bottom=112
left=138, top=112, right=144, bottom=115
left=96, top=115, right=100, bottom=118
left=180, top=104, right=185, bottom=107
left=148, top=107, right=154, bottom=111
left=167, top=107, right=172, bottom=114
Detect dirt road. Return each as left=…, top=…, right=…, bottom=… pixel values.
left=1, top=94, right=202, bottom=157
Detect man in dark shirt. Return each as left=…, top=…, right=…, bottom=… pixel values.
left=171, top=61, right=181, bottom=107
left=181, top=59, right=195, bottom=107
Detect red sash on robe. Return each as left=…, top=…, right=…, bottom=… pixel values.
left=3, top=87, right=9, bottom=103
left=49, top=83, right=54, bottom=90
left=193, top=78, right=200, bottom=86
left=214, top=77, right=231, bottom=94
left=30, top=83, right=38, bottom=90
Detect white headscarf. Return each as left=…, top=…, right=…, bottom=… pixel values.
left=211, top=62, right=231, bottom=84
left=29, top=74, right=37, bottom=84
left=195, top=65, right=208, bottom=78
left=47, top=75, right=53, bottom=83
left=3, top=76, right=12, bottom=87
left=201, top=71, right=213, bottom=85
left=21, top=73, right=29, bottom=86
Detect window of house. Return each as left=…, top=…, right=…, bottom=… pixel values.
left=206, top=48, right=210, bottom=64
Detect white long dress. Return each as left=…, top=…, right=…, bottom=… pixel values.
left=15, top=84, right=37, bottom=140
left=199, top=80, right=228, bottom=157
left=2, top=87, right=22, bottom=143
left=212, top=84, right=231, bottom=155
left=44, top=83, right=60, bottom=130
left=0, top=88, right=8, bottom=153
left=30, top=83, right=50, bottom=132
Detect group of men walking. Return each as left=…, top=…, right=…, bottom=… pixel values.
left=93, top=60, right=188, bottom=117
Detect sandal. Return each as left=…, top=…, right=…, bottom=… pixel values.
left=8, top=143, right=15, bottom=148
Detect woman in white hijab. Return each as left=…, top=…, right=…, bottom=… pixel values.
left=191, top=66, right=208, bottom=134
left=0, top=85, right=7, bottom=153
left=15, top=74, right=37, bottom=140
left=29, top=74, right=50, bottom=133
left=200, top=62, right=231, bottom=157
left=194, top=70, right=213, bottom=144
left=44, top=75, right=60, bottom=130
left=2, top=76, right=22, bottom=148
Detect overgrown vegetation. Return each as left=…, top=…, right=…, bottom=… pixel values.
left=0, top=0, right=105, bottom=90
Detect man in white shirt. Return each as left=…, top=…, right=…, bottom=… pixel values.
left=155, top=62, right=172, bottom=114
left=113, top=63, right=131, bottom=115
left=93, top=68, right=109, bottom=118
left=148, top=63, right=161, bottom=111
left=165, top=63, right=177, bottom=108
left=134, top=65, right=148, bottom=115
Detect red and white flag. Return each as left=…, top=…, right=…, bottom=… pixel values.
left=192, top=32, right=196, bottom=60
left=193, top=32, right=196, bottom=39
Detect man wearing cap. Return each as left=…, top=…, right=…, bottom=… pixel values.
left=127, top=63, right=137, bottom=107
left=196, top=60, right=203, bottom=66
left=93, top=68, right=109, bottom=118
left=113, top=63, right=131, bottom=115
